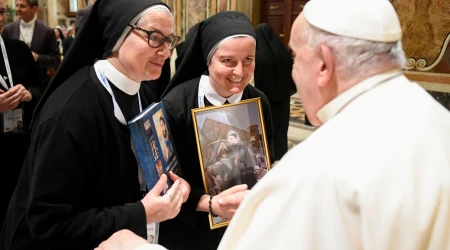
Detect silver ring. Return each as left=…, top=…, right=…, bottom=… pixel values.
left=167, top=193, right=174, bottom=202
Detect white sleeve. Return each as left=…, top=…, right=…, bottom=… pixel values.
left=219, top=164, right=358, bottom=250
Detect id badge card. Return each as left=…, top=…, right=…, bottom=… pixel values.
left=1, top=105, right=25, bottom=135
left=146, top=222, right=159, bottom=244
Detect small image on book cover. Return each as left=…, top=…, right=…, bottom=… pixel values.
left=129, top=102, right=182, bottom=195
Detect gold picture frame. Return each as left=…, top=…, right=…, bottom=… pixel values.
left=191, top=97, right=271, bottom=230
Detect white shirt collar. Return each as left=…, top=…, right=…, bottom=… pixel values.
left=200, top=75, right=243, bottom=106
left=20, top=15, right=37, bottom=28
left=94, top=59, right=141, bottom=95
left=317, top=69, right=402, bottom=123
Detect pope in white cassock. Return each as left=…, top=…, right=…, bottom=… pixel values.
left=218, top=0, right=450, bottom=249
left=94, top=0, right=450, bottom=249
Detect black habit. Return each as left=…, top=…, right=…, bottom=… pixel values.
left=160, top=77, right=274, bottom=250
left=1, top=66, right=154, bottom=249
left=1, top=0, right=170, bottom=249
left=255, top=23, right=297, bottom=160
left=159, top=12, right=274, bottom=249
left=0, top=37, right=42, bottom=229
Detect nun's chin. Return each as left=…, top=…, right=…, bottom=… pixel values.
left=142, top=68, right=162, bottom=81
left=228, top=86, right=245, bottom=94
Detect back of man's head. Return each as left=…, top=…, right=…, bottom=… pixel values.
left=302, top=0, right=405, bottom=80
left=289, top=0, right=406, bottom=126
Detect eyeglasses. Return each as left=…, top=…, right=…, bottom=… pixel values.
left=0, top=9, right=9, bottom=16
left=128, top=24, right=180, bottom=50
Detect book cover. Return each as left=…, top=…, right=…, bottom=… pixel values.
left=129, top=102, right=182, bottom=194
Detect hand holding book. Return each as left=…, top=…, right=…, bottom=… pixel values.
left=169, top=171, right=190, bottom=203
left=141, top=173, right=188, bottom=224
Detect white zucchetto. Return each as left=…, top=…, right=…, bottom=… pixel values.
left=303, top=0, right=402, bottom=42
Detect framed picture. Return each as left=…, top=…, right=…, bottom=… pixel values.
left=66, top=0, right=78, bottom=17
left=191, top=97, right=271, bottom=230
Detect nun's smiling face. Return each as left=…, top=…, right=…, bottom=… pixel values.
left=208, top=37, right=256, bottom=98
left=113, top=10, right=174, bottom=82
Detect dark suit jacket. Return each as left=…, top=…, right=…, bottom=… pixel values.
left=75, top=5, right=93, bottom=33
left=0, top=37, right=43, bottom=229
left=62, top=35, right=74, bottom=56
left=2, top=20, right=60, bottom=85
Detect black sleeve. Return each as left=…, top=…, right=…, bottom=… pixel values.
left=26, top=118, right=147, bottom=244
left=162, top=99, right=207, bottom=228
left=35, top=29, right=61, bottom=69
left=2, top=27, right=10, bottom=38
left=18, top=41, right=44, bottom=105
left=62, top=38, right=71, bottom=56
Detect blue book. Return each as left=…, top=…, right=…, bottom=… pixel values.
left=129, top=102, right=181, bottom=194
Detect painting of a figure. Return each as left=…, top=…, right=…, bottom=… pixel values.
left=152, top=109, right=174, bottom=163
left=192, top=98, right=271, bottom=229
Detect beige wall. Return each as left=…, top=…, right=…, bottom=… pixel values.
left=162, top=0, right=257, bottom=40
left=6, top=0, right=86, bottom=28
left=7, top=0, right=257, bottom=35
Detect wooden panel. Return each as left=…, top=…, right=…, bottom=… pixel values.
left=262, top=1, right=286, bottom=16
left=292, top=0, right=307, bottom=14
left=261, top=15, right=288, bottom=44
left=231, top=0, right=237, bottom=11
left=261, top=16, right=284, bottom=34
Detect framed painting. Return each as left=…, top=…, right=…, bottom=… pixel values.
left=191, top=97, right=271, bottom=229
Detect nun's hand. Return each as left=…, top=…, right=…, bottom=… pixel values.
left=141, top=174, right=183, bottom=224
left=168, top=171, right=190, bottom=203
left=212, top=184, right=248, bottom=220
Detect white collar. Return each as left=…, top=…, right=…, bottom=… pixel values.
left=317, top=69, right=402, bottom=123
left=94, top=59, right=141, bottom=95
left=200, top=75, right=243, bottom=106
left=20, top=15, right=37, bottom=28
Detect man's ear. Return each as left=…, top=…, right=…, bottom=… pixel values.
left=317, top=44, right=334, bottom=88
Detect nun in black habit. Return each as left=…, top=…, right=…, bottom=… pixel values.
left=0, top=1, right=190, bottom=249
left=254, top=23, right=297, bottom=161
left=159, top=11, right=275, bottom=250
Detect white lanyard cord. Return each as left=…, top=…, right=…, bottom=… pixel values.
left=198, top=80, right=205, bottom=108
left=0, top=36, right=14, bottom=90
left=94, top=68, right=142, bottom=125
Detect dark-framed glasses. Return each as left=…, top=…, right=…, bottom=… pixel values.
left=128, top=24, right=180, bottom=50
left=0, top=9, right=9, bottom=16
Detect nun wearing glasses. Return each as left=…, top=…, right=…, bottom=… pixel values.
left=1, top=0, right=190, bottom=249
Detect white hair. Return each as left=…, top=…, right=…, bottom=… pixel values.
left=300, top=23, right=406, bottom=80
left=135, top=5, right=172, bottom=26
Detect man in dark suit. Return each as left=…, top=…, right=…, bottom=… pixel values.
left=0, top=0, right=43, bottom=229
left=2, top=0, right=60, bottom=86
left=75, top=0, right=96, bottom=33
left=62, top=26, right=74, bottom=56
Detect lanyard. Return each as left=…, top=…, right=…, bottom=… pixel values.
left=94, top=67, right=142, bottom=125
left=198, top=80, right=206, bottom=108
left=0, top=36, right=13, bottom=90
